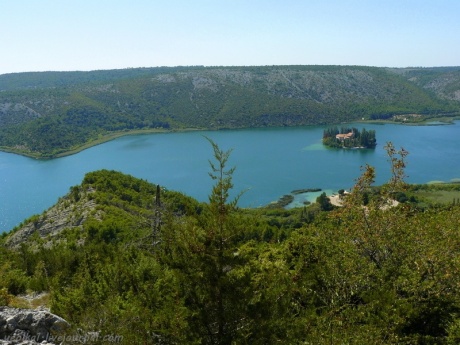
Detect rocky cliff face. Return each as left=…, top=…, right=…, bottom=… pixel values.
left=0, top=307, right=69, bottom=345
left=5, top=187, right=100, bottom=248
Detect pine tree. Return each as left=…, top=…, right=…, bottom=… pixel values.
left=158, top=138, right=250, bottom=344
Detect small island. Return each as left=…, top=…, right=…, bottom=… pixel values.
left=322, top=126, right=376, bottom=149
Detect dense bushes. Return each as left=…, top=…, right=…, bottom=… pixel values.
left=2, top=143, right=460, bottom=343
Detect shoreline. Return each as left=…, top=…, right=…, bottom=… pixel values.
left=358, top=115, right=460, bottom=126
left=0, top=127, right=205, bottom=160
left=1, top=115, right=459, bottom=160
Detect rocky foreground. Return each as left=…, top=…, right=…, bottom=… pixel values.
left=0, top=307, right=69, bottom=345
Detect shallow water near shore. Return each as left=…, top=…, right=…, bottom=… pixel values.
left=1, top=122, right=460, bottom=232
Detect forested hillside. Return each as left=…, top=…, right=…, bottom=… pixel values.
left=2, top=142, right=460, bottom=343
left=0, top=65, right=459, bottom=157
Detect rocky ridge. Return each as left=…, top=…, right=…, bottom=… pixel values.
left=5, top=187, right=100, bottom=248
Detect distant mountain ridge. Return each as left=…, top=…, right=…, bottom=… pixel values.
left=0, top=65, right=459, bottom=157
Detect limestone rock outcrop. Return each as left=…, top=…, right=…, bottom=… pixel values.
left=0, top=307, right=69, bottom=345
left=5, top=189, right=98, bottom=249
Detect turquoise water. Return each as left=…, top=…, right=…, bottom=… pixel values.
left=1, top=122, right=460, bottom=232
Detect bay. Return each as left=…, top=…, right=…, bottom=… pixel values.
left=1, top=122, right=460, bottom=232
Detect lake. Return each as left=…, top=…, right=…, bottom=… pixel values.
left=1, top=122, right=460, bottom=232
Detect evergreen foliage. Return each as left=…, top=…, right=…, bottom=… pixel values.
left=2, top=141, right=460, bottom=343
left=323, top=126, right=377, bottom=148
left=316, top=192, right=334, bottom=211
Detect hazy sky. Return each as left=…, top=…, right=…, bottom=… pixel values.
left=1, top=0, right=459, bottom=74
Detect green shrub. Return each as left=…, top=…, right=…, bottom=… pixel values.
left=0, top=287, right=13, bottom=306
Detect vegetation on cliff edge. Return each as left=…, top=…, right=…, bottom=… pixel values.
left=1, top=141, right=460, bottom=343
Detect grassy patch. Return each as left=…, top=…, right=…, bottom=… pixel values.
left=414, top=190, right=460, bottom=205
left=8, top=291, right=50, bottom=309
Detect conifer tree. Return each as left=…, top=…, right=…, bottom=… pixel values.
left=157, top=138, right=250, bottom=344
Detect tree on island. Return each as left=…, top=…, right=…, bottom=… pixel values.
left=322, top=126, right=376, bottom=149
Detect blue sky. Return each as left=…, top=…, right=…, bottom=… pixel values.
left=0, top=0, right=459, bottom=74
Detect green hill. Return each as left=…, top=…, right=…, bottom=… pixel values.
left=1, top=65, right=459, bottom=157
left=2, top=143, right=460, bottom=343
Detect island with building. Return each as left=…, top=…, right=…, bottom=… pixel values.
left=322, top=126, right=377, bottom=149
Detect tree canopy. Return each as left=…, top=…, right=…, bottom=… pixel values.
left=323, top=126, right=377, bottom=148
left=2, top=141, right=460, bottom=343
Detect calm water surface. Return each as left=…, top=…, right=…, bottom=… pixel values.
left=1, top=122, right=460, bottom=232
